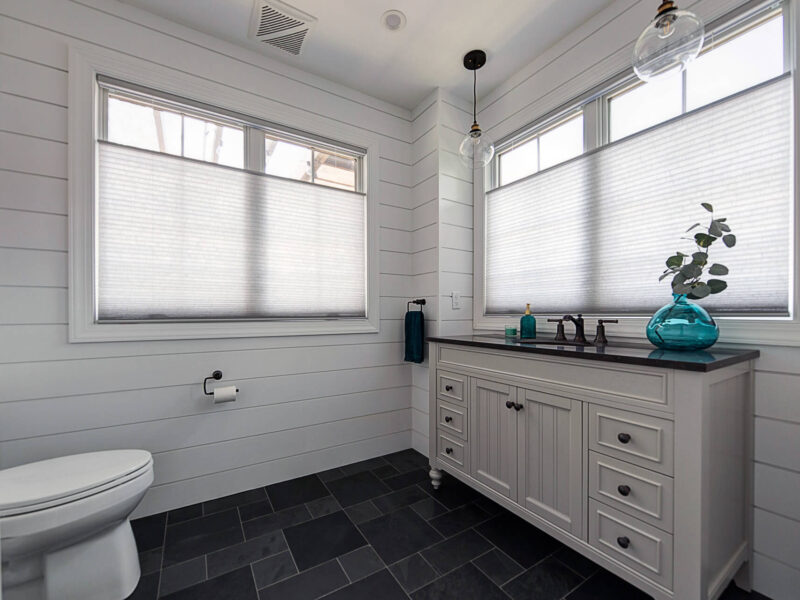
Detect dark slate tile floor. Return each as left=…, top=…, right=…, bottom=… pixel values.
left=127, top=448, right=769, bottom=600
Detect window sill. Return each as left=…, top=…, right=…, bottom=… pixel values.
left=473, top=315, right=800, bottom=347
left=68, top=318, right=380, bottom=343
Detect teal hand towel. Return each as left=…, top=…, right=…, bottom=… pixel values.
left=404, top=310, right=424, bottom=363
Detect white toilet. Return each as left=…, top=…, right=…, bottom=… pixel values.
left=0, top=450, right=154, bottom=600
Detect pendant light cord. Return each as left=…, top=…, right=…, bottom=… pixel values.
left=473, top=69, right=477, bottom=123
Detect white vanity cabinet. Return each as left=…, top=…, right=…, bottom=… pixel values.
left=427, top=337, right=758, bottom=600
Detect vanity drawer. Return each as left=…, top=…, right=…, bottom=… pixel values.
left=589, top=452, right=673, bottom=532
left=438, top=432, right=468, bottom=472
left=437, top=400, right=467, bottom=440
left=589, top=405, right=674, bottom=475
left=437, top=370, right=467, bottom=404
left=589, top=499, right=673, bottom=589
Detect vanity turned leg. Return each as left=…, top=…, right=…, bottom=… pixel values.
left=429, top=467, right=442, bottom=490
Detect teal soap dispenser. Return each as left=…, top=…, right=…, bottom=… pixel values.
left=520, top=303, right=536, bottom=339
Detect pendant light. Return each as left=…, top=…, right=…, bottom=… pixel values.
left=633, top=1, right=704, bottom=82
left=458, top=50, right=495, bottom=169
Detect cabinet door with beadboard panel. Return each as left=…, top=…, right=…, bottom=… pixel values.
left=469, top=377, right=518, bottom=501
left=517, top=387, right=583, bottom=536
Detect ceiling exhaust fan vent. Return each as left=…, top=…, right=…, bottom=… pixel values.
left=249, top=0, right=316, bottom=56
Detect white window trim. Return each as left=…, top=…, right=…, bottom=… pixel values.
left=473, top=0, right=800, bottom=347
left=68, top=45, right=381, bottom=342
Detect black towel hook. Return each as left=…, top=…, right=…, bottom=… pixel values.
left=203, top=370, right=223, bottom=396
left=407, top=298, right=426, bottom=312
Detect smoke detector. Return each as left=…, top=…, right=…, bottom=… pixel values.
left=249, top=0, right=317, bottom=56
left=381, top=9, right=406, bottom=31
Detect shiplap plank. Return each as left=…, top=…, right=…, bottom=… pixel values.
left=0, top=131, right=66, bottom=178
left=755, top=463, right=800, bottom=522
left=380, top=250, right=412, bottom=276
left=0, top=248, right=66, bottom=287
left=754, top=509, right=800, bottom=571
left=379, top=204, right=412, bottom=232
left=380, top=227, right=412, bottom=253
left=0, top=286, right=66, bottom=324
left=0, top=209, right=66, bottom=251
left=0, top=170, right=66, bottom=214
left=441, top=248, right=473, bottom=274
left=0, top=365, right=410, bottom=441
left=752, top=552, right=800, bottom=600
left=412, top=223, right=437, bottom=254
left=0, top=54, right=66, bottom=106
left=755, top=417, right=800, bottom=472
left=412, top=198, right=437, bottom=231
left=755, top=372, right=800, bottom=424
left=411, top=430, right=428, bottom=457
left=412, top=248, right=437, bottom=277
left=0, top=93, right=67, bottom=142
left=381, top=274, right=414, bottom=297
left=440, top=198, right=473, bottom=228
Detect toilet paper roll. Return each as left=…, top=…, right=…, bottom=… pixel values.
left=213, top=385, right=238, bottom=403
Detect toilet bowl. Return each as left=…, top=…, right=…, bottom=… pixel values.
left=0, top=450, right=154, bottom=600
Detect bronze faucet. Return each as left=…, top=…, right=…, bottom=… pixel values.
left=562, top=314, right=588, bottom=345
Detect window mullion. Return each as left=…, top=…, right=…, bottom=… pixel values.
left=244, top=127, right=265, bottom=172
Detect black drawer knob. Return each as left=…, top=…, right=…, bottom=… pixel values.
left=617, top=536, right=630, bottom=549
left=505, top=400, right=515, bottom=409
left=445, top=447, right=453, bottom=455
left=444, top=416, right=453, bottom=423
left=617, top=484, right=631, bottom=497
left=513, top=403, right=523, bottom=411
left=445, top=385, right=453, bottom=392
left=617, top=432, right=632, bottom=444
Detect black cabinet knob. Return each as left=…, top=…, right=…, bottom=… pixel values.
left=445, top=447, right=453, bottom=455
left=617, top=536, right=630, bottom=549
left=617, top=484, right=631, bottom=497
left=505, top=400, right=515, bottom=409
left=444, top=416, right=453, bottom=423
left=445, top=385, right=453, bottom=392
left=514, top=403, right=523, bottom=411
left=617, top=432, right=632, bottom=444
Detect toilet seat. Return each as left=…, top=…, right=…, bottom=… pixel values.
left=0, top=450, right=153, bottom=518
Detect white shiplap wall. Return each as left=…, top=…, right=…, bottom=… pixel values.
left=0, top=0, right=416, bottom=517
left=476, top=1, right=800, bottom=598
left=409, top=90, right=474, bottom=455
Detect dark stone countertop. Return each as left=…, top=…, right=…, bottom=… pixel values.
left=426, top=334, right=759, bottom=372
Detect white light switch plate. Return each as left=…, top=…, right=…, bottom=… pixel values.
left=451, top=292, right=461, bottom=309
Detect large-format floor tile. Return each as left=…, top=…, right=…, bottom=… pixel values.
left=161, top=566, right=257, bottom=600
left=344, top=500, right=382, bottom=524
left=411, top=562, right=507, bottom=600
left=553, top=546, right=600, bottom=579
left=384, top=449, right=429, bottom=473
left=372, top=484, right=430, bottom=514
left=472, top=547, right=523, bottom=587
left=138, top=547, right=163, bottom=576
left=420, top=528, right=492, bottom=575
left=337, top=546, right=384, bottom=582
left=409, top=496, right=449, bottom=520
left=372, top=464, right=400, bottom=479
left=282, top=511, right=366, bottom=571
left=389, top=553, right=438, bottom=593
left=324, top=569, right=407, bottom=600
left=125, top=571, right=159, bottom=600
left=163, top=509, right=243, bottom=567
left=358, top=506, right=443, bottom=565
left=564, top=569, right=651, bottom=600
left=238, top=499, right=273, bottom=522
left=257, top=560, right=348, bottom=599
left=503, top=556, right=584, bottom=600
left=203, top=488, right=268, bottom=515
left=305, top=495, right=341, bottom=518
left=339, top=456, right=390, bottom=476
left=427, top=474, right=482, bottom=509
left=383, top=468, right=431, bottom=491
left=251, top=550, right=297, bottom=589
left=266, top=474, right=329, bottom=511
left=158, top=556, right=206, bottom=597
left=325, top=470, right=392, bottom=507
left=167, top=503, right=202, bottom=525
left=429, top=502, right=490, bottom=537
left=475, top=511, right=562, bottom=568
left=206, top=530, right=287, bottom=579
left=243, top=505, right=312, bottom=539
left=132, top=513, right=166, bottom=552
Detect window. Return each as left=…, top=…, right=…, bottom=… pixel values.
left=87, top=78, right=372, bottom=335
left=497, top=112, right=584, bottom=186
left=484, top=3, right=792, bottom=321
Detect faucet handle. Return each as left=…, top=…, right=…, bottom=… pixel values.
left=594, top=319, right=618, bottom=345
left=547, top=318, right=563, bottom=323
left=548, top=318, right=567, bottom=342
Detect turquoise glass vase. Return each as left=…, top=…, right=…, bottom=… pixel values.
left=646, top=294, right=719, bottom=350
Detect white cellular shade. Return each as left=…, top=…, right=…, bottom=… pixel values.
left=486, top=76, right=791, bottom=316
left=97, top=142, right=366, bottom=320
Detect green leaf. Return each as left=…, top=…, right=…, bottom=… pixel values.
left=716, top=218, right=727, bottom=222
left=672, top=272, right=688, bottom=285
left=692, top=252, right=708, bottom=265
left=688, top=283, right=711, bottom=299
left=672, top=282, right=693, bottom=295
left=709, top=220, right=723, bottom=237
left=695, top=233, right=715, bottom=248
left=701, top=202, right=714, bottom=212
left=708, top=263, right=729, bottom=276
left=723, top=234, right=736, bottom=247
left=680, top=263, right=702, bottom=278
left=708, top=279, right=728, bottom=294
left=666, top=255, right=684, bottom=268
left=717, top=221, right=731, bottom=232
left=659, top=271, right=673, bottom=282
left=685, top=223, right=701, bottom=233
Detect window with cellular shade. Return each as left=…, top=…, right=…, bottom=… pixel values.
left=97, top=142, right=366, bottom=320
left=485, top=75, right=791, bottom=317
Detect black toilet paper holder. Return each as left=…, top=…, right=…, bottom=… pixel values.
left=203, top=370, right=223, bottom=396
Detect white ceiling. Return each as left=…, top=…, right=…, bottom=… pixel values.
left=120, top=0, right=615, bottom=110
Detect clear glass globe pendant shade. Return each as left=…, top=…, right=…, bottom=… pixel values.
left=633, top=4, right=704, bottom=82
left=459, top=123, right=495, bottom=169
